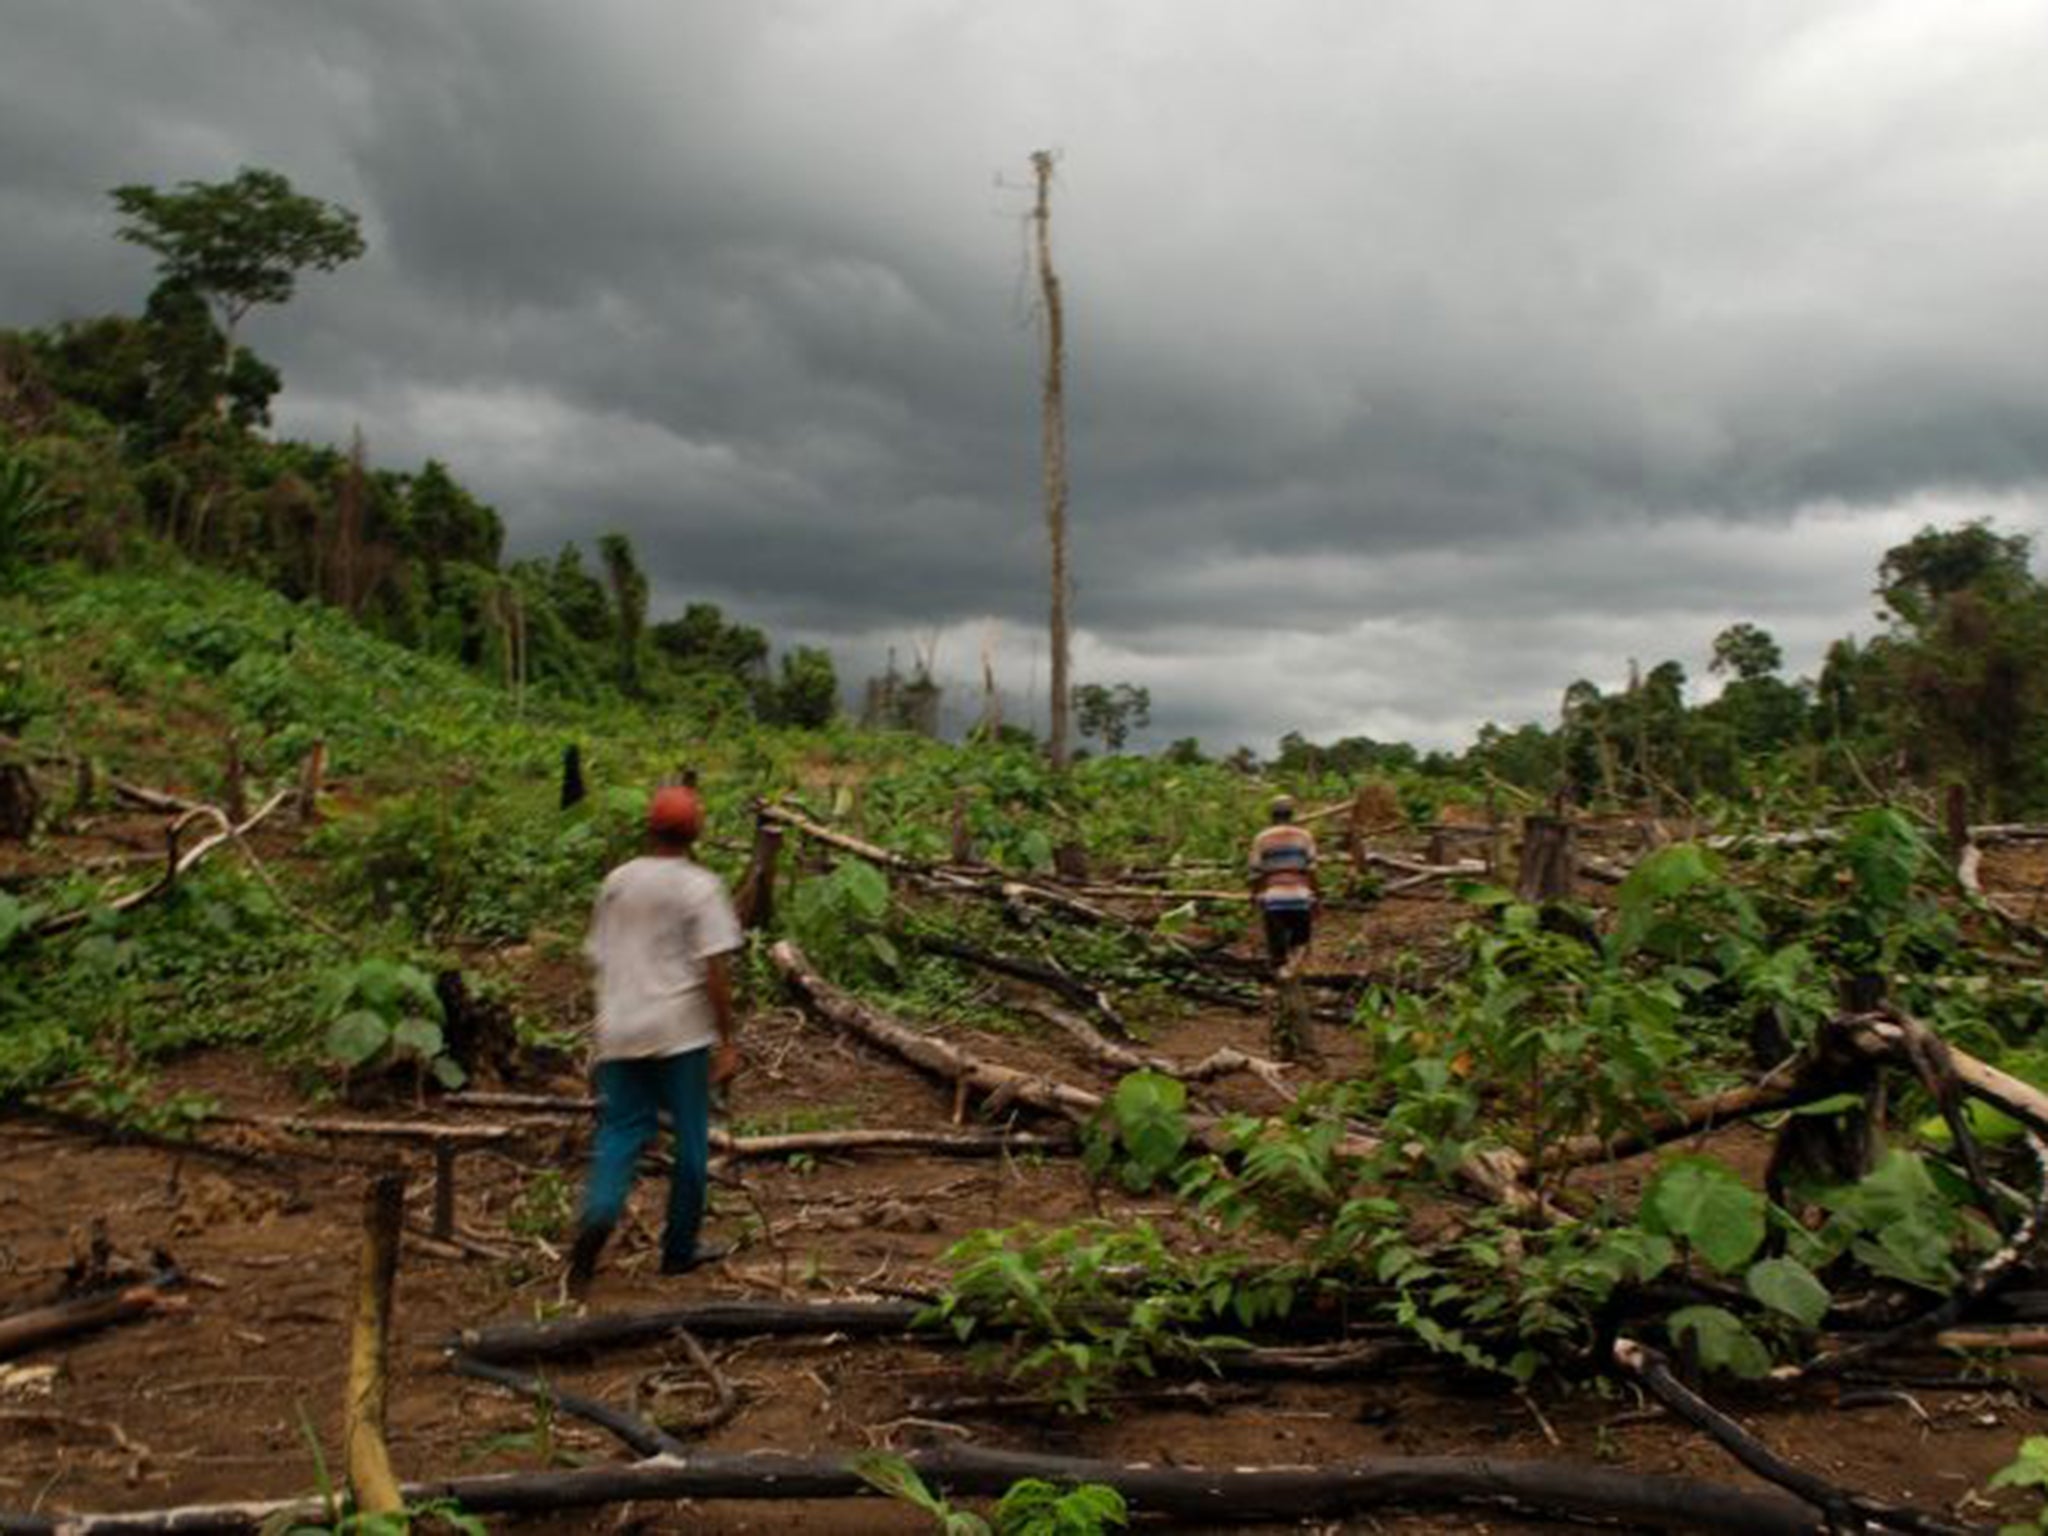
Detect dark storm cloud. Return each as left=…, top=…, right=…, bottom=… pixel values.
left=5, top=1, right=2048, bottom=747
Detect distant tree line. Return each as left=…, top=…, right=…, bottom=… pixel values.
left=1265, top=521, right=2048, bottom=818
left=0, top=166, right=836, bottom=726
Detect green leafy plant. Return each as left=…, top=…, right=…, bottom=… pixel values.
left=786, top=859, right=898, bottom=981
left=1083, top=1070, right=1189, bottom=1192
left=992, top=1478, right=1129, bottom=1536
left=1989, top=1435, right=2048, bottom=1535
left=316, top=956, right=465, bottom=1091
left=850, top=1452, right=991, bottom=1535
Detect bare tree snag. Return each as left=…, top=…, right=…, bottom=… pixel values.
left=5, top=1443, right=1822, bottom=1533
left=295, top=739, right=326, bottom=825
left=343, top=1170, right=406, bottom=1518
left=950, top=790, right=973, bottom=864
left=1515, top=815, right=1576, bottom=903
left=560, top=743, right=586, bottom=810
left=1031, top=148, right=1071, bottom=771
left=222, top=732, right=246, bottom=824
left=0, top=762, right=39, bottom=842
left=733, top=816, right=784, bottom=931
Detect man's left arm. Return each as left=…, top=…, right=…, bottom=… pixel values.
left=704, top=951, right=740, bottom=1085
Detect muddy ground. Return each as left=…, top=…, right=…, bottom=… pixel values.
left=5, top=835, right=2048, bottom=1533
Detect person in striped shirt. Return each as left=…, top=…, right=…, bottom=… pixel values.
left=1248, top=795, right=1319, bottom=968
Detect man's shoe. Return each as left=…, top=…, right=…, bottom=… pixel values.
left=659, top=1241, right=732, bottom=1276
left=564, top=1222, right=611, bottom=1301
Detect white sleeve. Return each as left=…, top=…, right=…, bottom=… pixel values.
left=691, top=876, right=744, bottom=960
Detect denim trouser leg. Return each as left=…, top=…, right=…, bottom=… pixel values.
left=654, top=1048, right=711, bottom=1267
left=582, top=1050, right=710, bottom=1266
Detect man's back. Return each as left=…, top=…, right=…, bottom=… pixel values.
left=1250, top=823, right=1318, bottom=909
left=585, top=855, right=740, bottom=1060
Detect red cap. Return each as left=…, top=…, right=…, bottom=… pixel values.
left=648, top=785, right=704, bottom=839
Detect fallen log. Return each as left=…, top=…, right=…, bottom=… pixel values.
left=0, top=1271, right=184, bottom=1362
left=909, top=931, right=1132, bottom=1036
left=455, top=1298, right=927, bottom=1362
left=0, top=1442, right=1824, bottom=1534
left=1011, top=996, right=1294, bottom=1103
left=771, top=940, right=1105, bottom=1124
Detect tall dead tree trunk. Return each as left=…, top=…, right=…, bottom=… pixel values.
left=1031, top=149, right=1071, bottom=771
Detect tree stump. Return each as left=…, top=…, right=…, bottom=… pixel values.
left=1515, top=815, right=1576, bottom=903
left=735, top=818, right=785, bottom=931
left=560, top=744, right=586, bottom=810
left=297, top=739, right=327, bottom=825
left=1053, top=841, right=1090, bottom=881
left=0, top=762, right=38, bottom=842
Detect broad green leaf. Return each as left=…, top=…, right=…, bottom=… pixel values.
left=1642, top=1156, right=1765, bottom=1274
left=837, top=860, right=890, bottom=922
left=325, top=1009, right=391, bottom=1067
left=1668, top=1305, right=1772, bottom=1379
left=1745, top=1256, right=1829, bottom=1329
left=391, top=1015, right=444, bottom=1060
left=1111, top=1070, right=1189, bottom=1185
left=431, top=1055, right=469, bottom=1089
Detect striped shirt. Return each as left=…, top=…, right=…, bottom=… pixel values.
left=1249, top=824, right=1318, bottom=911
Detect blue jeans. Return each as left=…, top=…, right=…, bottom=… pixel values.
left=580, top=1049, right=710, bottom=1268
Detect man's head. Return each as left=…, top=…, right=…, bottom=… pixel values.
left=648, top=784, right=704, bottom=850
left=1270, top=795, right=1295, bottom=823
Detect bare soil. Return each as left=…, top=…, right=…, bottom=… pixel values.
left=5, top=842, right=2048, bottom=1532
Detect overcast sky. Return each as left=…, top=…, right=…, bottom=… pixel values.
left=6, top=1, right=2047, bottom=752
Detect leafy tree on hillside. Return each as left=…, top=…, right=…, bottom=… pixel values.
left=652, top=602, right=769, bottom=683
left=763, top=645, right=839, bottom=728
left=596, top=532, right=648, bottom=695
left=1709, top=622, right=1783, bottom=682
left=1704, top=623, right=1808, bottom=758
left=111, top=167, right=363, bottom=410
left=1875, top=523, right=2048, bottom=813
left=1075, top=682, right=1151, bottom=753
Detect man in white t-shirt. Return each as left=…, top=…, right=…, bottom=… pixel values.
left=566, top=783, right=743, bottom=1298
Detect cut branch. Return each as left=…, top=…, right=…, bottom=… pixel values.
left=343, top=1171, right=405, bottom=1517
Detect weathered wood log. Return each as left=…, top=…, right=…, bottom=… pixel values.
left=1, top=1443, right=1824, bottom=1534
left=343, top=1172, right=406, bottom=1517
left=1540, top=1077, right=1830, bottom=1171
left=0, top=1272, right=184, bottom=1362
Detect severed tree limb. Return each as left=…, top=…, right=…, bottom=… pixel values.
left=449, top=1351, right=686, bottom=1459
left=0, top=1271, right=184, bottom=1362
left=343, top=1171, right=406, bottom=1518
left=1613, top=1338, right=1968, bottom=1536
left=771, top=940, right=1106, bottom=1124
left=1011, top=996, right=1294, bottom=1103
left=1540, top=1071, right=1830, bottom=1172
left=0, top=1442, right=1824, bottom=1534
left=1790, top=1133, right=2048, bottom=1382
left=910, top=930, right=1132, bottom=1036
left=640, top=1326, right=739, bottom=1434
left=29, top=789, right=292, bottom=939
left=775, top=940, right=1543, bottom=1214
